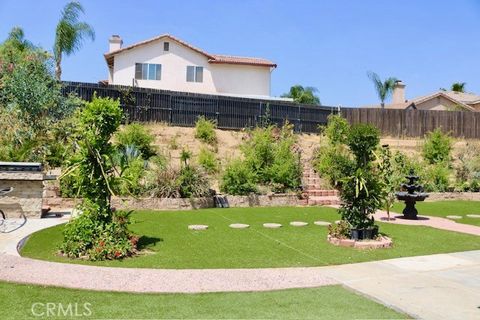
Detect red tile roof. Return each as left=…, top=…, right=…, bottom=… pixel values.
left=104, top=34, right=276, bottom=68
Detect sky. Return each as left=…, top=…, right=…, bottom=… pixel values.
left=1, top=0, right=479, bottom=107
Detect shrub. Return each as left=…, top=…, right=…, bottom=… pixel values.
left=422, top=128, right=452, bottom=165
left=145, top=166, right=181, bottom=198
left=177, top=165, right=210, bottom=198
left=339, top=124, right=383, bottom=231
left=194, top=116, right=217, bottom=144
left=60, top=97, right=136, bottom=261
left=423, top=164, right=451, bottom=192
left=323, top=114, right=349, bottom=145
left=267, top=135, right=302, bottom=192
left=327, top=220, right=350, bottom=239
left=115, top=123, right=156, bottom=159
left=198, top=147, right=219, bottom=174
left=242, top=126, right=275, bottom=177
left=220, top=159, right=257, bottom=195
left=314, top=146, right=353, bottom=188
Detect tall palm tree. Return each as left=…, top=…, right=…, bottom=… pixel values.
left=451, top=82, right=466, bottom=93
left=367, top=71, right=398, bottom=109
left=53, top=1, right=95, bottom=80
left=5, top=26, right=33, bottom=51
left=281, top=85, right=321, bottom=105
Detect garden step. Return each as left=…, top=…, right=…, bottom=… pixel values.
left=306, top=189, right=339, bottom=197
left=307, top=195, right=340, bottom=206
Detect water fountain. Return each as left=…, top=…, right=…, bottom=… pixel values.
left=395, top=169, right=429, bottom=219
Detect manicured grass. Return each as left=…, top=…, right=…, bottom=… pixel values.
left=21, top=206, right=480, bottom=269
left=392, top=200, right=480, bottom=226
left=0, top=281, right=405, bottom=319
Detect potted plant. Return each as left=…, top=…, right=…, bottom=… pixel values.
left=338, top=124, right=383, bottom=240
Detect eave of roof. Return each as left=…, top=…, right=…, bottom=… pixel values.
left=104, top=34, right=276, bottom=68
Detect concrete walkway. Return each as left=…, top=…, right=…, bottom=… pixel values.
left=373, top=210, right=480, bottom=236
left=1, top=216, right=480, bottom=319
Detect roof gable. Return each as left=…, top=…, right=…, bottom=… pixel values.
left=104, top=34, right=276, bottom=68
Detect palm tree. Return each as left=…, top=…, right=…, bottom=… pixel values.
left=281, top=85, right=321, bottom=105
left=367, top=71, right=398, bottom=109
left=5, top=26, right=33, bottom=51
left=451, top=82, right=466, bottom=93
left=53, top=1, right=95, bottom=80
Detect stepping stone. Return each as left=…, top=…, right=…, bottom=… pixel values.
left=229, top=223, right=250, bottom=229
left=263, top=223, right=282, bottom=229
left=446, top=215, right=462, bottom=220
left=290, top=221, right=308, bottom=227
left=466, top=214, right=480, bottom=218
left=188, top=224, right=208, bottom=231
left=314, top=221, right=332, bottom=226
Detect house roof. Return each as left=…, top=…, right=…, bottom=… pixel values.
left=442, top=91, right=480, bottom=104
left=361, top=91, right=477, bottom=111
left=104, top=34, right=277, bottom=68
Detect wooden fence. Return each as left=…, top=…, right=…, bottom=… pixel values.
left=341, top=108, right=480, bottom=138
left=61, top=81, right=336, bottom=133
left=62, top=82, right=480, bottom=138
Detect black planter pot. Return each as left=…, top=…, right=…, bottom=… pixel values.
left=350, top=226, right=379, bottom=240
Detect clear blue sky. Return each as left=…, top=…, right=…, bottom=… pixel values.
left=1, top=0, right=479, bottom=107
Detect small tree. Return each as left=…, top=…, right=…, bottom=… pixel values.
left=61, top=96, right=136, bottom=260
left=422, top=128, right=452, bottom=165
left=338, top=124, right=383, bottom=237
left=377, top=145, right=397, bottom=221
left=281, top=85, right=321, bottom=105
left=54, top=1, right=95, bottom=80
left=367, top=71, right=398, bottom=109
left=451, top=82, right=466, bottom=93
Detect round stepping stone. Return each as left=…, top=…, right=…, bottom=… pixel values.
left=466, top=214, right=480, bottom=218
left=446, top=215, right=462, bottom=220
left=229, top=223, right=250, bottom=229
left=263, top=223, right=282, bottom=229
left=290, top=221, right=308, bottom=227
left=314, top=221, right=332, bottom=226
left=188, top=224, right=208, bottom=231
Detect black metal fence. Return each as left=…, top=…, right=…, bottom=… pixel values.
left=61, top=81, right=337, bottom=133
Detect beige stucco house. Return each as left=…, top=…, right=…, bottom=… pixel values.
left=362, top=81, right=480, bottom=111
left=104, top=34, right=277, bottom=98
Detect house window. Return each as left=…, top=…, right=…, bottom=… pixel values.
left=164, top=42, right=169, bottom=51
left=186, top=66, right=203, bottom=83
left=135, top=63, right=161, bottom=80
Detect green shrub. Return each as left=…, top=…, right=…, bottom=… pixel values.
left=220, top=159, right=257, bottom=195
left=177, top=165, right=210, bottom=198
left=267, top=135, right=302, bottom=192
left=314, top=145, right=353, bottom=188
left=145, top=166, right=180, bottom=198
left=242, top=127, right=275, bottom=177
left=423, top=164, right=451, bottom=192
left=115, top=123, right=156, bottom=159
left=339, top=124, right=382, bottom=230
left=194, top=116, right=217, bottom=144
left=422, top=128, right=452, bottom=165
left=323, top=114, right=349, bottom=145
left=198, top=147, right=219, bottom=174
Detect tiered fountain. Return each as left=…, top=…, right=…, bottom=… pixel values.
left=395, top=169, right=429, bottom=220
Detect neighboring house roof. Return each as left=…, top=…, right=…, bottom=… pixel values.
left=442, top=91, right=480, bottom=104
left=104, top=34, right=277, bottom=68
left=361, top=90, right=477, bottom=111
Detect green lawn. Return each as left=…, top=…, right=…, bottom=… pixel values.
left=21, top=206, right=480, bottom=269
left=0, top=281, right=406, bottom=319
left=392, top=200, right=480, bottom=226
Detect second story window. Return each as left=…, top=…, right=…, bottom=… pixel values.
left=186, top=66, right=203, bottom=83
left=164, top=42, right=169, bottom=51
left=135, top=63, right=161, bottom=80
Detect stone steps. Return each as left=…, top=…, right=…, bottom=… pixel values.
left=301, top=159, right=340, bottom=206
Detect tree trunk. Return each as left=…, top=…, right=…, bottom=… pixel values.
left=55, top=53, right=62, bottom=81
left=381, top=102, right=385, bottom=109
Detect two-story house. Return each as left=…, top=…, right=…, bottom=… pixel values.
left=104, top=34, right=277, bottom=98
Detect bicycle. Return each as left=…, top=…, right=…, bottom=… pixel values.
left=0, top=187, right=26, bottom=233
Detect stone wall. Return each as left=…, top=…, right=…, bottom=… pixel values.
left=0, top=172, right=44, bottom=218
left=44, top=193, right=301, bottom=212
left=426, top=192, right=480, bottom=201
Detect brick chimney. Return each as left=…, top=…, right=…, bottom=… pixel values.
left=392, top=80, right=406, bottom=105
left=109, top=35, right=122, bottom=52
